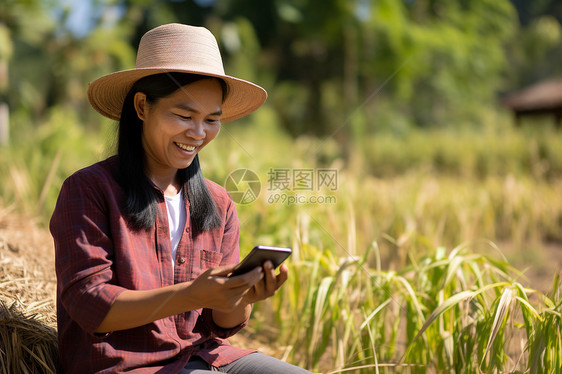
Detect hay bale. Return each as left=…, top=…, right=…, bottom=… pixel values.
left=0, top=300, right=60, bottom=374
left=0, top=209, right=57, bottom=326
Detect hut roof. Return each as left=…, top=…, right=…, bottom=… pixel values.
left=502, top=77, right=562, bottom=112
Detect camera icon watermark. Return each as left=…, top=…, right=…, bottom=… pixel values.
left=224, top=169, right=261, bottom=204
left=225, top=168, right=338, bottom=205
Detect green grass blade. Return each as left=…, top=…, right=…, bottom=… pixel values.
left=481, top=286, right=513, bottom=369
left=402, top=290, right=476, bottom=360
left=360, top=298, right=392, bottom=330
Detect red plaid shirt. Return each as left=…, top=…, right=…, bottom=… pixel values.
left=50, top=156, right=254, bottom=373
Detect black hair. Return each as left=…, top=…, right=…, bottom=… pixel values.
left=117, top=72, right=227, bottom=232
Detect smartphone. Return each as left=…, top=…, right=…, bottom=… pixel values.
left=229, top=245, right=292, bottom=277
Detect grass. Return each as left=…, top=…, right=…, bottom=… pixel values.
left=1, top=108, right=562, bottom=372
left=252, top=239, right=561, bottom=372
left=0, top=106, right=110, bottom=220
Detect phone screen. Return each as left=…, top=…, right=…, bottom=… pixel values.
left=229, top=245, right=292, bottom=277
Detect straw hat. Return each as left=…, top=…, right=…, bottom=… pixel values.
left=87, top=23, right=267, bottom=123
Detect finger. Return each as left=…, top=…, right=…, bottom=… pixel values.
left=207, top=264, right=238, bottom=277
left=250, top=275, right=265, bottom=300
left=227, top=267, right=263, bottom=288
left=263, top=261, right=278, bottom=294
left=275, top=264, right=289, bottom=289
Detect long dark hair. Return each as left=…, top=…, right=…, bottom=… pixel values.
left=117, top=72, right=227, bottom=232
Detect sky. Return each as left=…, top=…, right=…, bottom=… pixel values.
left=58, top=0, right=217, bottom=37
left=57, top=0, right=123, bottom=38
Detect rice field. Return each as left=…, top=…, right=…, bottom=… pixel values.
left=1, top=118, right=562, bottom=372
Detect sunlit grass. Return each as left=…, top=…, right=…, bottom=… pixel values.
left=1, top=109, right=562, bottom=372
left=0, top=107, right=109, bottom=220
left=252, top=238, right=561, bottom=372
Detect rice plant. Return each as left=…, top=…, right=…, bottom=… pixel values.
left=252, top=238, right=562, bottom=373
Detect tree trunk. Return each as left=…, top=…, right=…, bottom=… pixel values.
left=0, top=102, right=8, bottom=146
left=0, top=54, right=8, bottom=145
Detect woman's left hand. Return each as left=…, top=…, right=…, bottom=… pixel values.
left=211, top=262, right=288, bottom=329
left=241, top=261, right=289, bottom=304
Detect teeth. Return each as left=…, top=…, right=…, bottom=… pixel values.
left=176, top=143, right=196, bottom=151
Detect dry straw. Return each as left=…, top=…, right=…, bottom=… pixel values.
left=0, top=300, right=60, bottom=374
left=0, top=205, right=59, bottom=373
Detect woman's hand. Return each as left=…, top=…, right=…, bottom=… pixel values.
left=191, top=262, right=289, bottom=329
left=94, top=262, right=289, bottom=333
left=187, top=264, right=263, bottom=312
left=241, top=261, right=289, bottom=305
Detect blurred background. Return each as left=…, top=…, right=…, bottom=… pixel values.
left=1, top=1, right=562, bottom=371
left=2, top=0, right=562, bottom=254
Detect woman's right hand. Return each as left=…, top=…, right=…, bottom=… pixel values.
left=95, top=264, right=263, bottom=333
left=186, top=264, right=263, bottom=313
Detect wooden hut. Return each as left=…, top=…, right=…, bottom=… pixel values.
left=502, top=77, right=562, bottom=128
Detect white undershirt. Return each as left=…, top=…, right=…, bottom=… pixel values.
left=164, top=189, right=186, bottom=268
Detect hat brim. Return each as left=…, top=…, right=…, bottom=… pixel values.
left=88, top=68, right=267, bottom=123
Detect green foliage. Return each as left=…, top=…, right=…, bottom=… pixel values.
left=0, top=106, right=107, bottom=219
left=504, top=12, right=562, bottom=88
left=2, top=0, right=560, bottom=141
left=252, top=240, right=562, bottom=372
left=362, top=125, right=562, bottom=179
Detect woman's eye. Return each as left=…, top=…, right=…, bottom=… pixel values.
left=176, top=114, right=191, bottom=120
left=206, top=118, right=220, bottom=124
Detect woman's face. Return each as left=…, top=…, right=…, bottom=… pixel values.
left=134, top=78, right=223, bottom=178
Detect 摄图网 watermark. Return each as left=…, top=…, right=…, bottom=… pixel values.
left=224, top=168, right=338, bottom=205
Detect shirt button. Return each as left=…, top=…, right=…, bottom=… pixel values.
left=178, top=258, right=186, bottom=264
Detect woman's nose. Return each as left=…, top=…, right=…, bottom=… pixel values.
left=185, top=120, right=205, bottom=139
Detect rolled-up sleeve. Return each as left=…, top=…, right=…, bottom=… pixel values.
left=201, top=307, right=249, bottom=339
left=50, top=173, right=126, bottom=335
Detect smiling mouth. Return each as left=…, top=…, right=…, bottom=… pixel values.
left=175, top=142, right=198, bottom=152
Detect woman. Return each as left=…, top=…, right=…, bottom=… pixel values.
left=50, top=23, right=310, bottom=373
